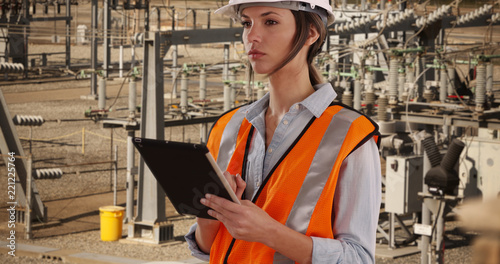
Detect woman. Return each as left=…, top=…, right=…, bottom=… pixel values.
left=185, top=1, right=381, bottom=263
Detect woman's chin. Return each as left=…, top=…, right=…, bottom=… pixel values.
left=250, top=65, right=273, bottom=75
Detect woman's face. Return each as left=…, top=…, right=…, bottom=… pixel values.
left=240, top=6, right=297, bottom=75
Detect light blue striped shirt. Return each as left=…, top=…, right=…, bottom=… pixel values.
left=185, top=83, right=381, bottom=263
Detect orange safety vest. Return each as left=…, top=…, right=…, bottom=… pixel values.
left=207, top=103, right=379, bottom=264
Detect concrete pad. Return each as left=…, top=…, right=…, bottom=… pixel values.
left=67, top=252, right=149, bottom=264
left=40, top=249, right=81, bottom=262
left=375, top=244, right=420, bottom=259
left=0, top=240, right=60, bottom=258
left=0, top=241, right=59, bottom=253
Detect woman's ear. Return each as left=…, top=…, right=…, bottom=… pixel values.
left=305, top=24, right=320, bottom=46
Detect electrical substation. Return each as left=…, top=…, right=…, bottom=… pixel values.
left=0, top=0, right=499, bottom=263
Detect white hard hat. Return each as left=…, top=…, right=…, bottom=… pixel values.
left=215, top=0, right=335, bottom=26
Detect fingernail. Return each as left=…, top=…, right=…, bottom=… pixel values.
left=200, top=198, right=207, bottom=204
left=205, top=193, right=212, bottom=199
left=236, top=173, right=241, bottom=177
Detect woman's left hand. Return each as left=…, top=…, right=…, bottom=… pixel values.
left=200, top=194, right=280, bottom=244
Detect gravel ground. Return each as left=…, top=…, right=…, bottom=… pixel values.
left=4, top=217, right=199, bottom=263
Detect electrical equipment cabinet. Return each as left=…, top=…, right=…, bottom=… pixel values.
left=385, top=155, right=424, bottom=214
left=459, top=136, right=500, bottom=200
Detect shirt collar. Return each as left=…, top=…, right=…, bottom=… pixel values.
left=245, top=83, right=337, bottom=121
left=302, top=83, right=337, bottom=118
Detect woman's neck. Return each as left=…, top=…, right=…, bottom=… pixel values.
left=263, top=64, right=315, bottom=149
left=267, top=65, right=314, bottom=117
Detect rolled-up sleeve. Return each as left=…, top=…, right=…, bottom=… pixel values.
left=185, top=223, right=211, bottom=262
left=311, top=139, right=381, bottom=263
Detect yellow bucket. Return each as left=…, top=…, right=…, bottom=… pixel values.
left=99, top=206, right=125, bottom=241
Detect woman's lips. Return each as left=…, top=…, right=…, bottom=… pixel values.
left=248, top=49, right=264, bottom=60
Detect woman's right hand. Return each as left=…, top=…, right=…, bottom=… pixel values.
left=223, top=171, right=247, bottom=200
left=195, top=171, right=246, bottom=253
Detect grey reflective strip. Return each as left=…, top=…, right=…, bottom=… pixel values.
left=272, top=108, right=360, bottom=262
left=272, top=252, right=294, bottom=264
left=274, top=108, right=360, bottom=262
left=216, top=109, right=247, bottom=171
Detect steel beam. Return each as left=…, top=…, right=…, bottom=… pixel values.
left=159, top=27, right=242, bottom=46
left=128, top=32, right=170, bottom=243
left=29, top=17, right=71, bottom=22
left=90, top=0, right=98, bottom=97
left=102, top=116, right=220, bottom=129
left=65, top=0, right=71, bottom=69
left=0, top=88, right=46, bottom=222
left=103, top=0, right=111, bottom=78
left=399, top=113, right=500, bottom=130
left=126, top=27, right=244, bottom=243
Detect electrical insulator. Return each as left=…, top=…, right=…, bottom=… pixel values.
left=365, top=90, right=376, bottom=108
left=475, top=63, right=486, bottom=112
left=457, top=4, right=492, bottom=25
left=491, top=13, right=500, bottom=23
left=342, top=89, right=353, bottom=108
left=131, top=33, right=144, bottom=45
left=34, top=168, right=63, bottom=179
left=388, top=58, right=399, bottom=104
left=13, top=115, right=45, bottom=126
left=378, top=95, right=388, bottom=122
left=423, top=89, right=434, bottom=102
left=0, top=62, right=24, bottom=73
left=422, top=136, right=441, bottom=168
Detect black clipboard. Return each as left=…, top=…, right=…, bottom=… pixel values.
left=132, top=137, right=240, bottom=219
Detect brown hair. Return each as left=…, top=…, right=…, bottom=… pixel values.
left=267, top=10, right=327, bottom=85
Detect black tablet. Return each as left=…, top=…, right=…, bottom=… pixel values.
left=132, top=137, right=240, bottom=219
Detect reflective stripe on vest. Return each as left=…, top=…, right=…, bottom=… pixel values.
left=207, top=107, right=250, bottom=173
left=208, top=104, right=379, bottom=264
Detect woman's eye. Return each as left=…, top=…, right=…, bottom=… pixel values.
left=241, top=21, right=251, bottom=28
left=265, top=20, right=278, bottom=25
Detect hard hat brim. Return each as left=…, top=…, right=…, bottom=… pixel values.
left=214, top=0, right=335, bottom=26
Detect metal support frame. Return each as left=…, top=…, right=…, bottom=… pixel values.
left=0, top=88, right=46, bottom=222
left=65, top=0, right=71, bottom=69
left=159, top=27, right=243, bottom=51
left=125, top=129, right=135, bottom=223
left=378, top=212, right=415, bottom=249
left=22, top=0, right=29, bottom=78
left=25, top=154, right=32, bottom=239
left=399, top=110, right=500, bottom=130
left=419, top=193, right=460, bottom=264
left=125, top=27, right=243, bottom=243
left=223, top=44, right=230, bottom=81
left=1, top=0, right=73, bottom=74
left=103, top=0, right=111, bottom=78
left=90, top=0, right=98, bottom=97
left=127, top=32, right=171, bottom=244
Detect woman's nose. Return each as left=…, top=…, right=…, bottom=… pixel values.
left=245, top=24, right=261, bottom=44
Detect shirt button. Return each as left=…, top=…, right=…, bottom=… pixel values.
left=268, top=148, right=273, bottom=153
left=295, top=105, right=300, bottom=110
left=283, top=120, right=289, bottom=125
